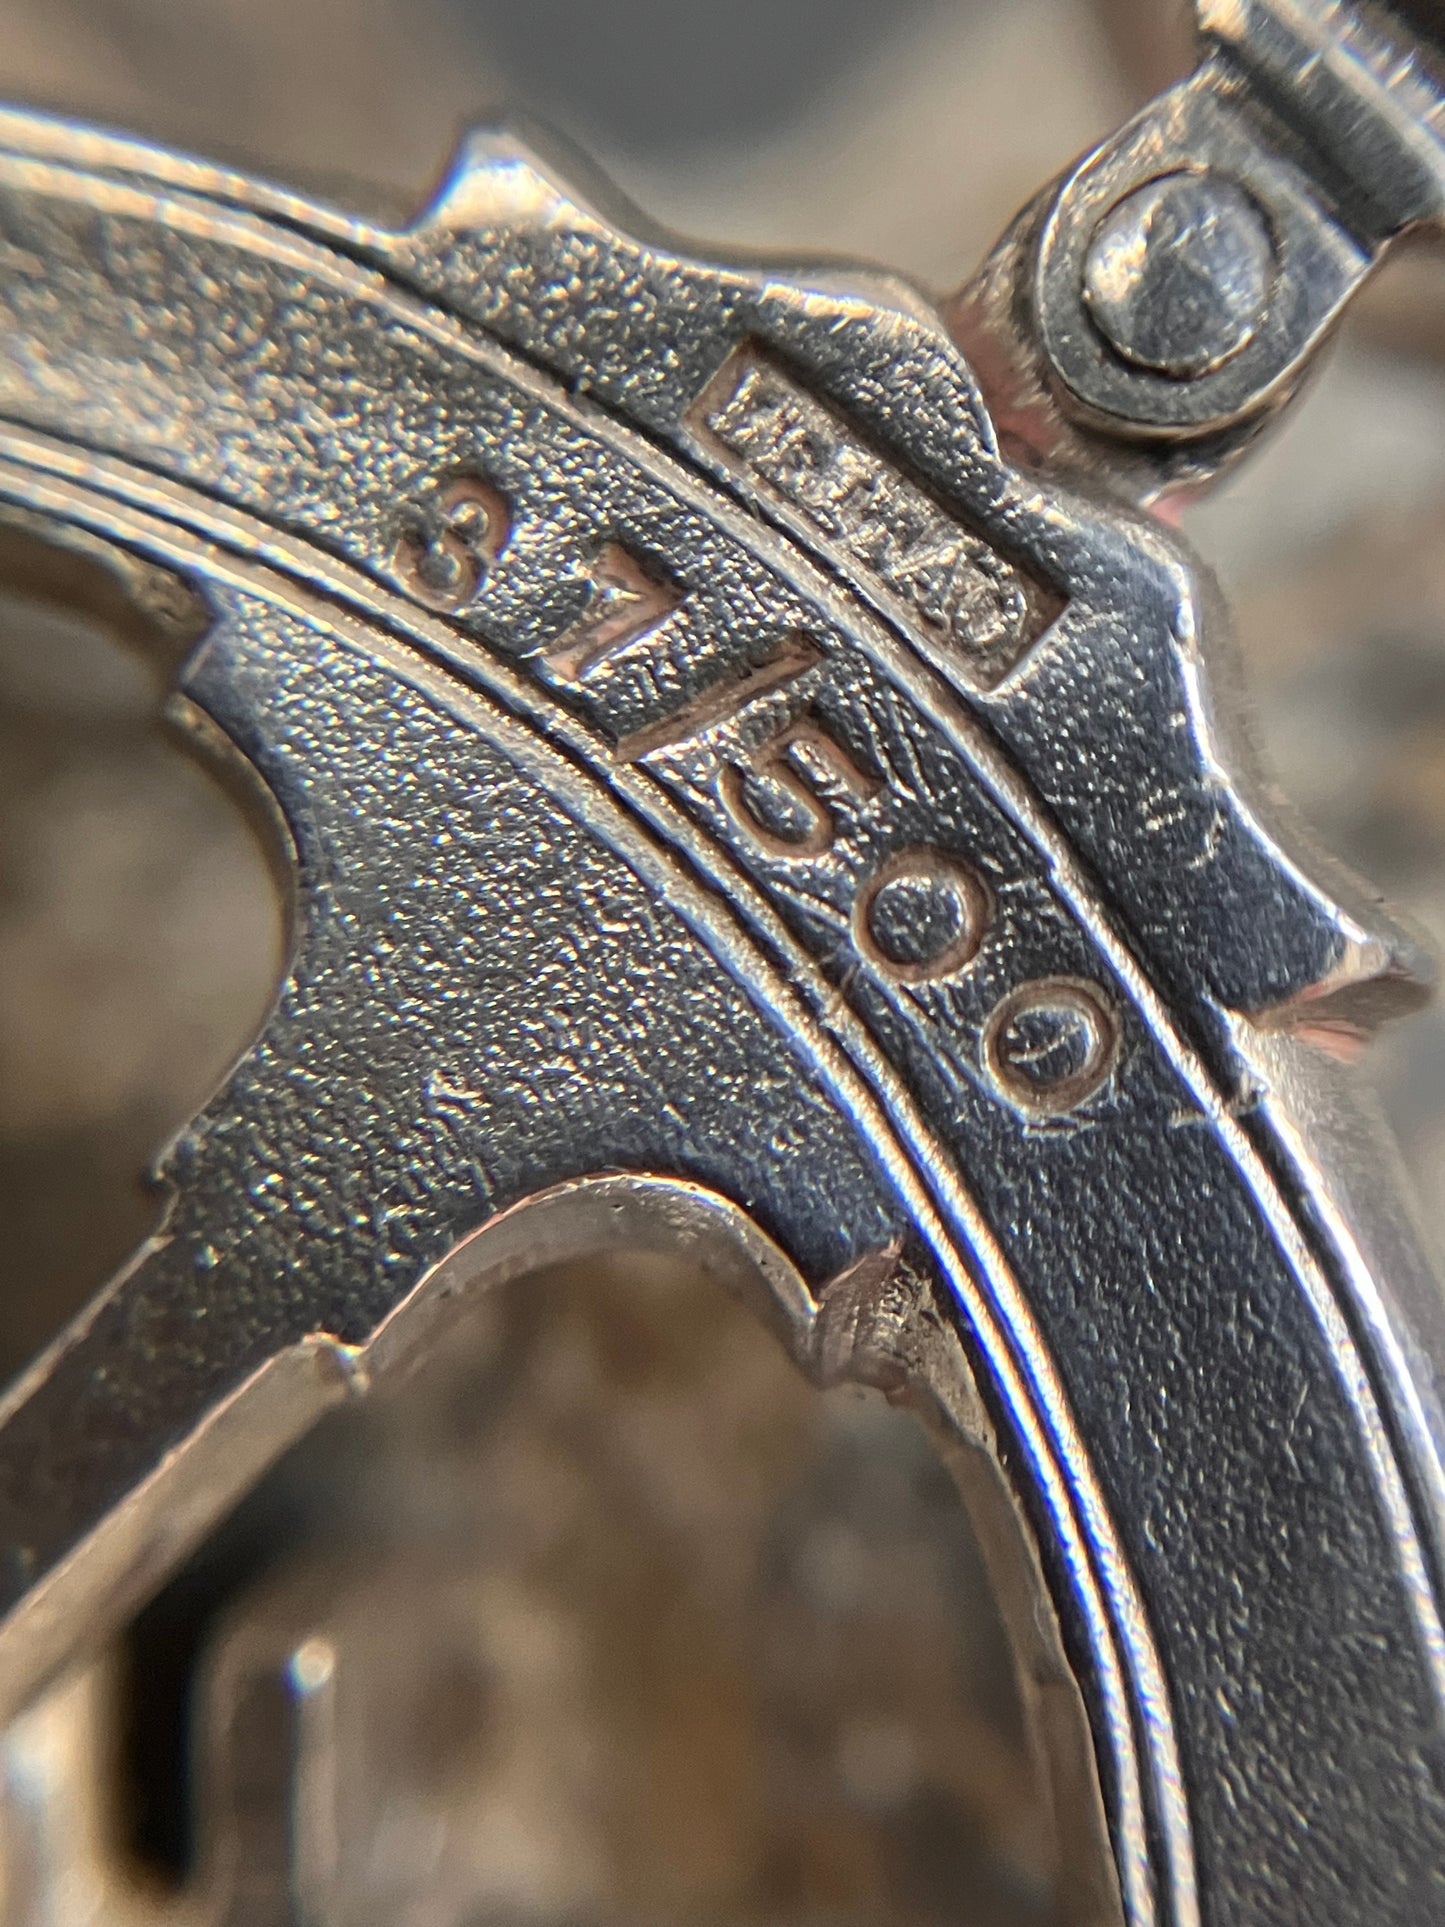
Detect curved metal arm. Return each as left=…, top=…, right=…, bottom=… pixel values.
left=0, top=92, right=1439, bottom=1926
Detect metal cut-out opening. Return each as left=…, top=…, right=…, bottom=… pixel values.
left=0, top=1178, right=1123, bottom=1927
left=0, top=518, right=287, bottom=1388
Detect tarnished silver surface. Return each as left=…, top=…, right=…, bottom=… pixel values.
left=0, top=1, right=1444, bottom=1922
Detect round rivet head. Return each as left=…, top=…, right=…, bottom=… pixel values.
left=1082, top=171, right=1276, bottom=379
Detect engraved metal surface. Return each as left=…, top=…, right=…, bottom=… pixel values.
left=0, top=2, right=1442, bottom=1922
left=690, top=345, right=1060, bottom=689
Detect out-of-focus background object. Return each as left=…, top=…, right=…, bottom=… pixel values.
left=1, top=1, right=1444, bottom=1921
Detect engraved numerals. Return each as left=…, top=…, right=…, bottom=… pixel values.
left=542, top=541, right=683, bottom=679
left=719, top=714, right=881, bottom=859
left=853, top=849, right=990, bottom=985
left=539, top=544, right=823, bottom=768
left=379, top=475, right=1116, bottom=1105
left=709, top=696, right=1117, bottom=1103
left=391, top=473, right=511, bottom=612
left=983, top=976, right=1119, bottom=1113
left=615, top=633, right=820, bottom=763
left=715, top=708, right=991, bottom=990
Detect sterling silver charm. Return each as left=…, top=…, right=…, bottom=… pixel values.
left=1, top=3, right=1444, bottom=1921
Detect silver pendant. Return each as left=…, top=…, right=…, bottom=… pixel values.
left=1, top=3, right=1444, bottom=1921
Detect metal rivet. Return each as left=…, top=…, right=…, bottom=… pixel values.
left=1082, top=171, right=1276, bottom=379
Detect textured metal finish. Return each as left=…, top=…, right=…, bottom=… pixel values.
left=0, top=2, right=1443, bottom=1921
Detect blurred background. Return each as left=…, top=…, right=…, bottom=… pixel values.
left=1, top=0, right=1444, bottom=1921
